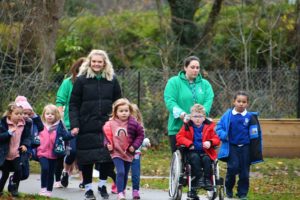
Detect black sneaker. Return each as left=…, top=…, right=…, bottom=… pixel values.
left=61, top=171, right=69, bottom=188
left=8, top=175, right=19, bottom=197
left=98, top=185, right=109, bottom=199
left=84, top=189, right=96, bottom=200
left=79, top=182, right=85, bottom=190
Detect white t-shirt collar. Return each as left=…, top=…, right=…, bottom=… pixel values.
left=232, top=108, right=247, bottom=116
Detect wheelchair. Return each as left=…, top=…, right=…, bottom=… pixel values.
left=169, top=147, right=225, bottom=200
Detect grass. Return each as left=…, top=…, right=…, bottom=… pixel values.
left=8, top=137, right=300, bottom=200
left=0, top=192, right=63, bottom=200
left=139, top=138, right=300, bottom=200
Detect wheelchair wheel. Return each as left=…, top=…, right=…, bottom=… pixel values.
left=169, top=150, right=183, bottom=200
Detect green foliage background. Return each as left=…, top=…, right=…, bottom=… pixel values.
left=53, top=2, right=297, bottom=73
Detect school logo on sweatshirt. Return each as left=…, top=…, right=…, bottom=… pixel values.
left=243, top=118, right=249, bottom=126
left=116, top=128, right=127, bottom=136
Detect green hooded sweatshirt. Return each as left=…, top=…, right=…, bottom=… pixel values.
left=164, top=71, right=214, bottom=136
left=56, top=77, right=73, bottom=129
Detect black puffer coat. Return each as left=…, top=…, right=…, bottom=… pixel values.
left=69, top=75, right=122, bottom=165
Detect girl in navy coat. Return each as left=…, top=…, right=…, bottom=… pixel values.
left=0, top=102, right=31, bottom=197
left=15, top=96, right=44, bottom=161
left=216, top=91, right=263, bottom=200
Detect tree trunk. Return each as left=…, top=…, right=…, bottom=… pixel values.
left=167, top=0, right=223, bottom=49
left=167, top=0, right=201, bottom=46
left=198, top=0, right=224, bottom=46
left=19, top=0, right=65, bottom=79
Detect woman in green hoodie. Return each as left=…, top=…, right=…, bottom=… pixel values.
left=164, top=56, right=214, bottom=153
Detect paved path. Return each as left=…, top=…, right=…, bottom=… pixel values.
left=18, top=174, right=174, bottom=200
left=15, top=174, right=234, bottom=200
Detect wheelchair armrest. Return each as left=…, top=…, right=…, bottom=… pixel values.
left=177, top=145, right=189, bottom=151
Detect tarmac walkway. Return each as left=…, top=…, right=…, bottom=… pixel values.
left=17, top=173, right=178, bottom=200
left=13, top=173, right=234, bottom=200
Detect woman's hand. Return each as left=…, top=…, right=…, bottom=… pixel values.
left=180, top=112, right=186, bottom=120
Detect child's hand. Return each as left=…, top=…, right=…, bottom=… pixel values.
left=128, top=146, right=135, bottom=153
left=143, top=138, right=151, bottom=148
left=107, top=144, right=113, bottom=151
left=19, top=145, right=27, bottom=152
left=189, top=145, right=195, bottom=150
left=203, top=141, right=211, bottom=149
left=71, top=128, right=79, bottom=136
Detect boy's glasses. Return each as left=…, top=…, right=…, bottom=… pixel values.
left=191, top=115, right=204, bottom=118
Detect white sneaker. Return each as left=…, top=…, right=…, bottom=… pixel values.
left=39, top=188, right=47, bottom=196
left=46, top=191, right=52, bottom=197
left=53, top=181, right=63, bottom=188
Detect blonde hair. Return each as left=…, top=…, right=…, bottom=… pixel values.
left=3, top=102, right=23, bottom=117
left=111, top=98, right=133, bottom=119
left=190, top=104, right=206, bottom=117
left=78, top=49, right=115, bottom=81
left=131, top=103, right=144, bottom=126
left=41, top=104, right=61, bottom=123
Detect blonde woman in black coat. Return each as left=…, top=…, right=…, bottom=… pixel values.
left=69, top=49, right=122, bottom=200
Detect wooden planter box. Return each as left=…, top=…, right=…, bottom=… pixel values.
left=213, top=119, right=300, bottom=158
left=260, top=119, right=300, bottom=158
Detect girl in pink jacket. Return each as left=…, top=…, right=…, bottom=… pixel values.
left=103, top=98, right=144, bottom=200
left=37, top=104, right=77, bottom=197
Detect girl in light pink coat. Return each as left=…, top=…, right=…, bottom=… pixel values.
left=37, top=104, right=77, bottom=197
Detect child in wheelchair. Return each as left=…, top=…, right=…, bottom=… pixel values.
left=176, top=104, right=220, bottom=199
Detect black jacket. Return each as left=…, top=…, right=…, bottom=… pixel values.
left=69, top=75, right=122, bottom=165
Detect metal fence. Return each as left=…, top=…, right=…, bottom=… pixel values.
left=0, top=68, right=299, bottom=143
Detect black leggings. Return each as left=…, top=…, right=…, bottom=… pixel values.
left=82, top=162, right=116, bottom=185
left=0, top=158, right=21, bottom=192
left=96, top=162, right=116, bottom=181
left=55, top=156, right=64, bottom=181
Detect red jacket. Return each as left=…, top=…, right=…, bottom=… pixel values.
left=176, top=119, right=220, bottom=160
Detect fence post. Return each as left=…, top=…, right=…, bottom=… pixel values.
left=298, top=66, right=300, bottom=118
left=138, top=71, right=140, bottom=108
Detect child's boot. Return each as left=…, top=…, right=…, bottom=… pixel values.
left=111, top=182, right=117, bottom=194
left=187, top=189, right=199, bottom=200
left=132, top=189, right=140, bottom=199
left=8, top=175, right=19, bottom=197
left=98, top=185, right=109, bottom=199
left=204, top=177, right=212, bottom=190
left=197, top=176, right=205, bottom=188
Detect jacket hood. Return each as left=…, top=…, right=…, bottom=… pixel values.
left=178, top=70, right=203, bottom=83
